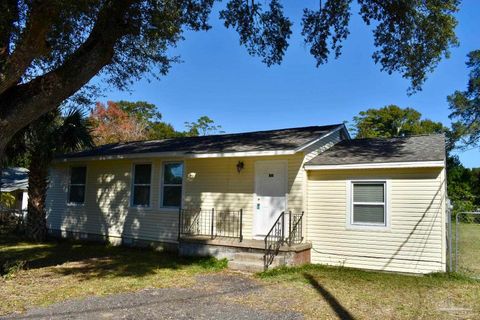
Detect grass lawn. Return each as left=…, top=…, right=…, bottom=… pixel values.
left=455, top=222, right=480, bottom=276
left=247, top=265, right=480, bottom=319
left=0, top=234, right=226, bottom=315
left=1, top=233, right=479, bottom=319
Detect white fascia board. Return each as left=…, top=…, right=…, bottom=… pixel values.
left=304, top=161, right=445, bottom=170
left=294, top=125, right=346, bottom=153
left=56, top=149, right=297, bottom=162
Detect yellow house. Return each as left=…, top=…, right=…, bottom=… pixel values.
left=47, top=124, right=447, bottom=274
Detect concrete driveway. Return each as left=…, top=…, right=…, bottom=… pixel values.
left=2, top=273, right=303, bottom=320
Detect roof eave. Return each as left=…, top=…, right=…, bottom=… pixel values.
left=54, top=149, right=299, bottom=162
left=304, top=160, right=445, bottom=170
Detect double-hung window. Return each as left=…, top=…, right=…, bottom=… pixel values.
left=68, top=166, right=87, bottom=204
left=161, top=162, right=183, bottom=208
left=132, top=164, right=152, bottom=207
left=350, top=181, right=387, bottom=226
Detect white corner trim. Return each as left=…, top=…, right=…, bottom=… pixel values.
left=294, top=125, right=346, bottom=152
left=304, top=161, right=445, bottom=170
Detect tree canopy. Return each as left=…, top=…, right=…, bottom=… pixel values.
left=448, top=50, right=480, bottom=149
left=89, top=101, right=149, bottom=145
left=89, top=101, right=223, bottom=144
left=0, top=0, right=460, bottom=159
left=352, top=105, right=446, bottom=139
left=185, top=116, right=224, bottom=136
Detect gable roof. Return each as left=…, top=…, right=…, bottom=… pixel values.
left=305, top=134, right=445, bottom=168
left=1, top=167, right=29, bottom=192
left=60, top=124, right=344, bottom=160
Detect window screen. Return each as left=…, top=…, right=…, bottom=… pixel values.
left=162, top=162, right=183, bottom=207
left=69, top=166, right=86, bottom=204
left=352, top=182, right=386, bottom=225
left=132, top=164, right=151, bottom=206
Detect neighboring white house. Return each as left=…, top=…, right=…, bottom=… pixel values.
left=1, top=167, right=29, bottom=211
left=46, top=124, right=447, bottom=274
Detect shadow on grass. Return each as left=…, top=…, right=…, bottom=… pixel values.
left=303, top=272, right=356, bottom=320
left=0, top=234, right=225, bottom=280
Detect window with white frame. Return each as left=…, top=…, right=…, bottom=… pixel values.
left=132, top=164, right=152, bottom=207
left=161, top=162, right=183, bottom=208
left=68, top=166, right=87, bottom=204
left=351, top=181, right=386, bottom=226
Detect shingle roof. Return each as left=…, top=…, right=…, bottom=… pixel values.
left=1, top=167, right=29, bottom=192
left=61, top=124, right=343, bottom=159
left=306, top=134, right=446, bottom=166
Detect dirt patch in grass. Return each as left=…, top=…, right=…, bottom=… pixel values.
left=224, top=265, right=480, bottom=320
left=0, top=235, right=227, bottom=315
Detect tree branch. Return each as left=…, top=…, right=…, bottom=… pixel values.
left=0, top=0, right=61, bottom=95
left=0, top=0, right=18, bottom=68
left=0, top=0, right=135, bottom=148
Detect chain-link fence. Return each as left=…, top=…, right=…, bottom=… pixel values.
left=453, top=212, right=480, bottom=278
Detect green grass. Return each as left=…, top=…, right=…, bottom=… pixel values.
left=2, top=232, right=479, bottom=319
left=0, top=233, right=226, bottom=315
left=455, top=222, right=480, bottom=276
left=245, top=264, right=480, bottom=319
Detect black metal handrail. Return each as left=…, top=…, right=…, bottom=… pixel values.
left=264, top=211, right=305, bottom=270
left=178, top=208, right=243, bottom=241
left=264, top=211, right=285, bottom=270
left=287, top=211, right=304, bottom=246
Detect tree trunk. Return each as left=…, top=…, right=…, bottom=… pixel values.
left=0, top=0, right=134, bottom=156
left=26, top=154, right=49, bottom=242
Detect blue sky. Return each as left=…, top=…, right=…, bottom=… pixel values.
left=102, top=1, right=480, bottom=167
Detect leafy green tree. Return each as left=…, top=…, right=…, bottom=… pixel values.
left=448, top=50, right=480, bottom=149
left=6, top=109, right=93, bottom=241
left=0, top=1, right=460, bottom=159
left=115, top=101, right=182, bottom=140
left=148, top=122, right=184, bottom=140
left=352, top=105, right=446, bottom=138
left=185, top=116, right=224, bottom=136
left=116, top=101, right=162, bottom=124
left=446, top=156, right=479, bottom=213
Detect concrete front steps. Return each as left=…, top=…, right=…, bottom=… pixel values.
left=228, top=252, right=286, bottom=272
left=178, top=236, right=311, bottom=272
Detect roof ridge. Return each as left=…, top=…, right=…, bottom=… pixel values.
left=90, top=123, right=345, bottom=147
left=349, top=133, right=445, bottom=141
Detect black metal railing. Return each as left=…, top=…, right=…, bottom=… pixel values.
left=178, top=208, right=243, bottom=241
left=287, top=211, right=304, bottom=245
left=264, top=211, right=304, bottom=270
left=264, top=211, right=285, bottom=270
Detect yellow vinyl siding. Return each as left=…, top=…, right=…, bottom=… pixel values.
left=306, top=167, right=446, bottom=274
left=46, top=153, right=307, bottom=242
left=47, top=159, right=180, bottom=243
left=183, top=154, right=305, bottom=239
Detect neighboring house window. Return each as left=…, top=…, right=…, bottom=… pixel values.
left=132, top=164, right=152, bottom=207
left=350, top=181, right=387, bottom=226
left=68, top=166, right=87, bottom=204
left=162, top=162, right=183, bottom=208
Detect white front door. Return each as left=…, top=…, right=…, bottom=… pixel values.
left=253, top=160, right=287, bottom=239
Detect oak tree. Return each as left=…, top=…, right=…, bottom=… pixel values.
left=0, top=0, right=460, bottom=159
left=448, top=50, right=480, bottom=149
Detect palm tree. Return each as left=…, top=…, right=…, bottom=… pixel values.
left=5, top=108, right=93, bottom=241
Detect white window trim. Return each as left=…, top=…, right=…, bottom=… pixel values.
left=346, top=180, right=391, bottom=231
left=67, top=166, right=87, bottom=206
left=130, top=162, right=153, bottom=208
left=160, top=161, right=184, bottom=210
